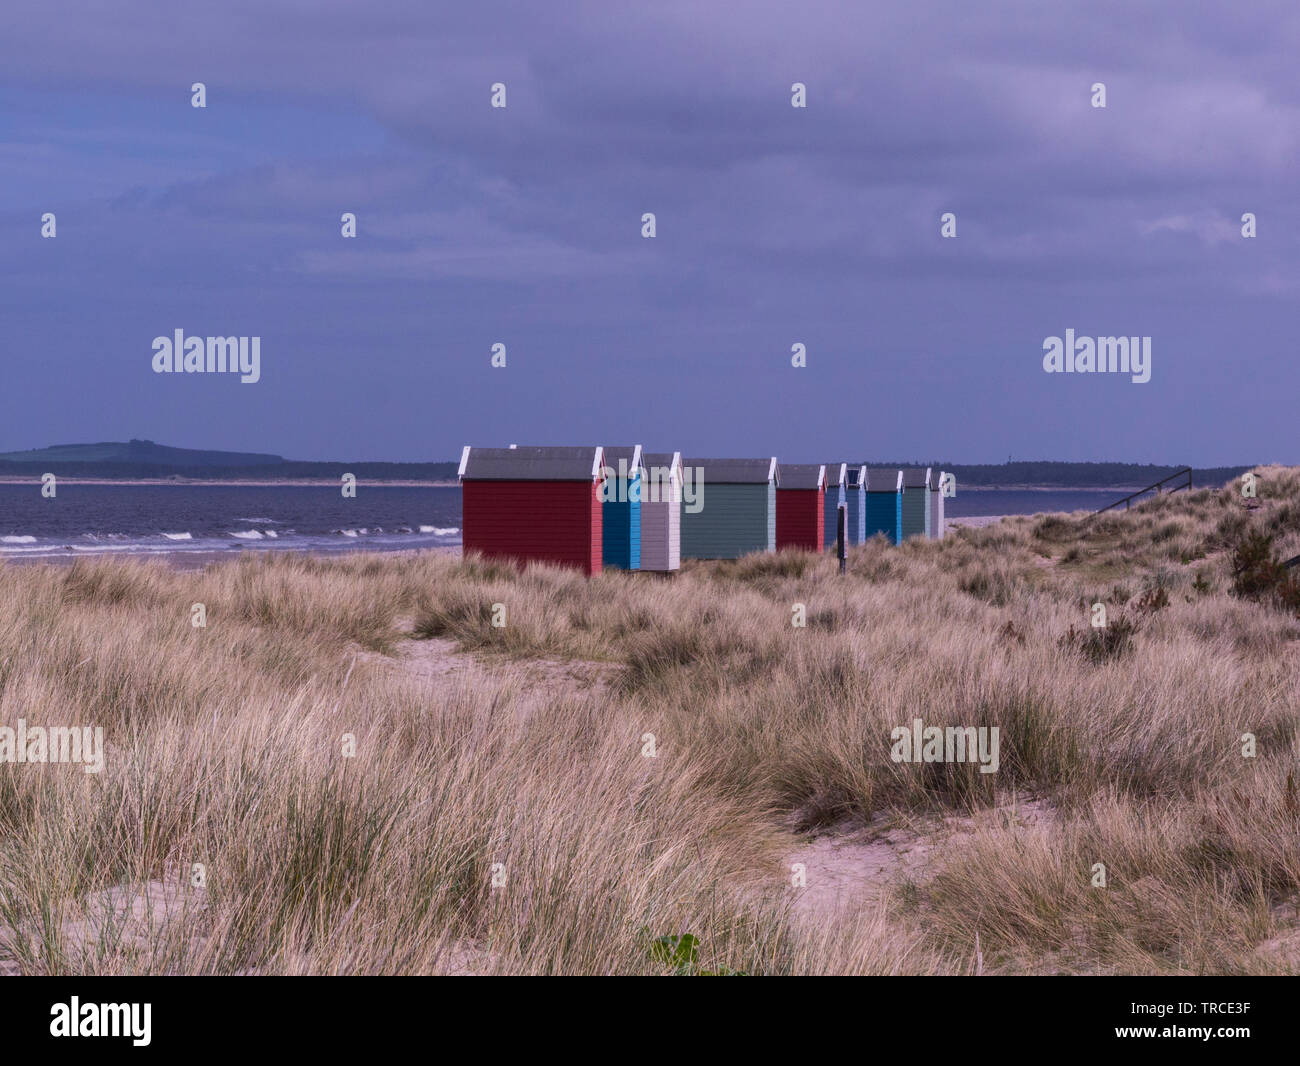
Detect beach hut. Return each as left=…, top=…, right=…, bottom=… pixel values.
left=600, top=445, right=642, bottom=570
left=822, top=463, right=848, bottom=549
left=900, top=467, right=932, bottom=541
left=845, top=464, right=867, bottom=544
left=459, top=445, right=605, bottom=575
left=778, top=464, right=827, bottom=552
left=680, top=457, right=778, bottom=559
left=864, top=467, right=903, bottom=545
left=929, top=471, right=945, bottom=540
left=639, top=451, right=682, bottom=572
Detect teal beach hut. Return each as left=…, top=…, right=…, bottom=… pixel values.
left=900, top=467, right=931, bottom=541
left=864, top=467, right=903, bottom=544
left=680, top=457, right=778, bottom=559
left=601, top=445, right=642, bottom=569
left=822, top=463, right=847, bottom=549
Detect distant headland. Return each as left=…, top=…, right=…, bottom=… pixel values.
left=0, top=440, right=458, bottom=483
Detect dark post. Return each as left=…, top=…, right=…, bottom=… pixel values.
left=837, top=503, right=847, bottom=575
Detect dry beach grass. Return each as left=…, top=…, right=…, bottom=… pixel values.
left=2, top=468, right=1300, bottom=974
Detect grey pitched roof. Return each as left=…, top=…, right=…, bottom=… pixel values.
left=459, top=445, right=603, bottom=481
left=681, top=458, right=778, bottom=484
left=864, top=467, right=903, bottom=492
left=780, top=463, right=826, bottom=490
left=901, top=467, right=932, bottom=489
left=601, top=445, right=643, bottom=480
left=641, top=451, right=682, bottom=476
left=823, top=462, right=848, bottom=486
left=602, top=445, right=640, bottom=466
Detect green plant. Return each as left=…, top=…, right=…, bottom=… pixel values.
left=648, top=932, right=698, bottom=972
left=645, top=932, right=745, bottom=975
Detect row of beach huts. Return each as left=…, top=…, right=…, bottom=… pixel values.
left=459, top=446, right=948, bottom=576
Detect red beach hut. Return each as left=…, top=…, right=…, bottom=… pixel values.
left=776, top=463, right=827, bottom=552
left=458, top=445, right=606, bottom=575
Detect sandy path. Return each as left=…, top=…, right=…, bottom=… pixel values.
left=786, top=796, right=1057, bottom=919
left=354, top=630, right=612, bottom=720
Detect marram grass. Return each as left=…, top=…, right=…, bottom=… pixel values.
left=1, top=468, right=1299, bottom=974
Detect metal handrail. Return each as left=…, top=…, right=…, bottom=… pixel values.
left=1092, top=467, right=1192, bottom=515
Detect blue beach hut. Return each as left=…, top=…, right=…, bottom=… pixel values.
left=601, top=445, right=642, bottom=570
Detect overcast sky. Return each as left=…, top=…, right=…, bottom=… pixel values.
left=0, top=1, right=1294, bottom=465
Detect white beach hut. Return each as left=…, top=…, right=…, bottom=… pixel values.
left=639, top=451, right=682, bottom=571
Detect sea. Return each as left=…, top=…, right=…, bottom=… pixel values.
left=0, top=483, right=1139, bottom=561
left=0, top=484, right=462, bottom=561
left=943, top=488, right=1142, bottom=518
